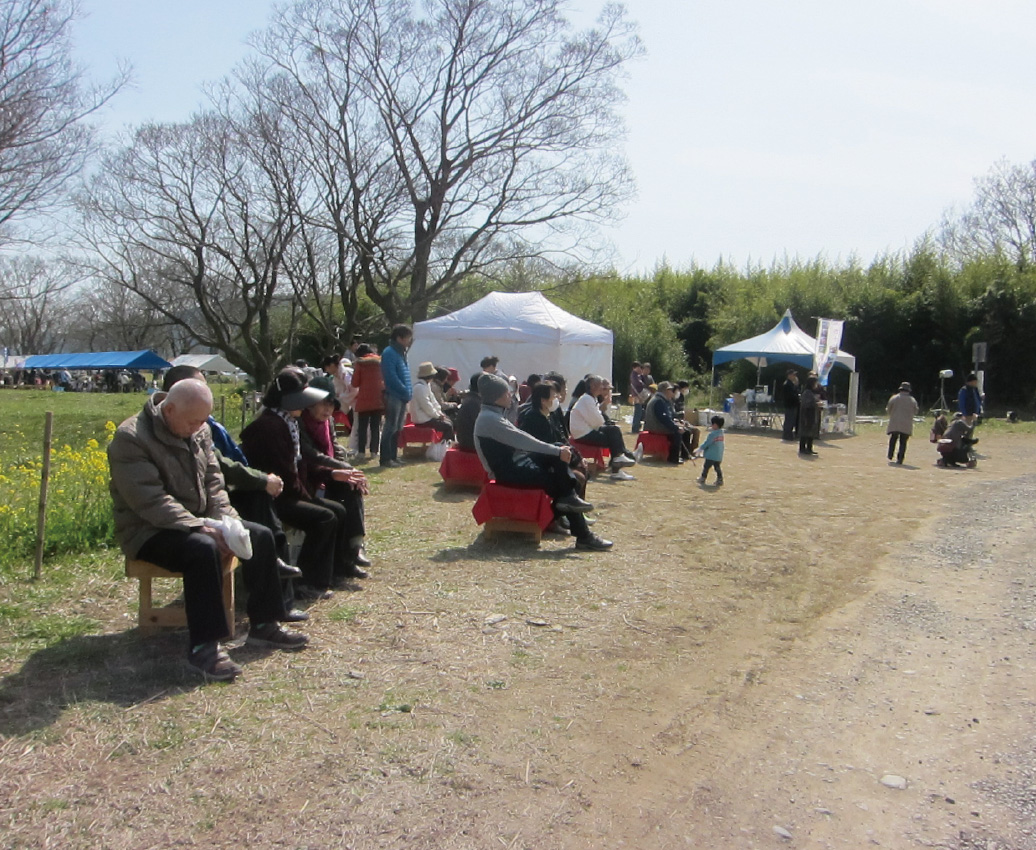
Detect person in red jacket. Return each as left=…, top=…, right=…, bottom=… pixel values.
left=349, top=344, right=385, bottom=457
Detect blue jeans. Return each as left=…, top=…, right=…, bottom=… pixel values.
left=380, top=394, right=408, bottom=465
left=632, top=403, right=645, bottom=433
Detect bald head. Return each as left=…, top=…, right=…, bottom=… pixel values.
left=160, top=379, right=213, bottom=438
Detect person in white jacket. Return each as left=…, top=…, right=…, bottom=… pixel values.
left=568, top=375, right=640, bottom=480
left=411, top=361, right=455, bottom=440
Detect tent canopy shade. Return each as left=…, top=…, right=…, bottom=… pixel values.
left=23, top=350, right=172, bottom=370
left=170, top=353, right=239, bottom=373
left=408, top=291, right=613, bottom=391
left=712, top=310, right=856, bottom=371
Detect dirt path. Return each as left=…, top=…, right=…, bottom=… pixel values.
left=1, top=427, right=1035, bottom=849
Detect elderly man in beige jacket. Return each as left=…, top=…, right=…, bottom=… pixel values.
left=886, top=381, right=920, bottom=465
left=108, top=379, right=307, bottom=681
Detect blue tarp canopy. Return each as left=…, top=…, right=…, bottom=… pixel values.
left=24, top=350, right=172, bottom=370
left=712, top=310, right=856, bottom=371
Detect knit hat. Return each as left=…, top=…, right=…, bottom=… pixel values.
left=477, top=372, right=510, bottom=404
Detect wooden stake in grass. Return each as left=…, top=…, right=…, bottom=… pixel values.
left=34, top=411, right=53, bottom=580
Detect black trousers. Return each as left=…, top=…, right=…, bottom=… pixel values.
left=783, top=407, right=799, bottom=440
left=275, top=496, right=353, bottom=589
left=417, top=418, right=455, bottom=441
left=574, top=425, right=630, bottom=469
left=230, top=489, right=295, bottom=613
left=887, top=432, right=909, bottom=462
left=136, top=520, right=285, bottom=647
left=356, top=411, right=382, bottom=454
left=495, top=454, right=589, bottom=539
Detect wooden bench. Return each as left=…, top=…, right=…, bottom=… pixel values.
left=125, top=555, right=239, bottom=635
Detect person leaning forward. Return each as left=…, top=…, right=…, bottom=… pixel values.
left=107, top=379, right=308, bottom=682
left=473, top=373, right=613, bottom=551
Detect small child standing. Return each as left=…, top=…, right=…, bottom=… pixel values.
left=695, top=415, right=725, bottom=486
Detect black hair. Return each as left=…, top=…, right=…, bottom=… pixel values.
left=480, top=355, right=499, bottom=369
left=526, top=373, right=541, bottom=387
left=711, top=415, right=725, bottom=428
left=390, top=324, right=412, bottom=341
left=162, top=365, right=204, bottom=392
left=543, top=370, right=565, bottom=388
left=321, top=354, right=341, bottom=368
left=355, top=344, right=373, bottom=357
left=530, top=381, right=554, bottom=408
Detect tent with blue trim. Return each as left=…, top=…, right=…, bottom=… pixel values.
left=712, top=310, right=855, bottom=371
left=24, top=350, right=172, bottom=370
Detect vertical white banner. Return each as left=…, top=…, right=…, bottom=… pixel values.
left=814, top=318, right=844, bottom=386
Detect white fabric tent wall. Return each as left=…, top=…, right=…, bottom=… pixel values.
left=170, top=353, right=239, bottom=373
left=408, top=291, right=613, bottom=390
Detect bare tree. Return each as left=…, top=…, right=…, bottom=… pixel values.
left=0, top=0, right=125, bottom=243
left=254, top=0, right=641, bottom=323
left=0, top=254, right=78, bottom=352
left=939, top=158, right=1036, bottom=270
left=77, top=113, right=301, bottom=385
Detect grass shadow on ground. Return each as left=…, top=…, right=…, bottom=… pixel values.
left=430, top=538, right=583, bottom=564
left=0, top=630, right=206, bottom=736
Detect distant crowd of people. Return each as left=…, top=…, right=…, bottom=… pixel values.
left=1, top=367, right=151, bottom=392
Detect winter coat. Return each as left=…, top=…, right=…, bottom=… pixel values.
left=351, top=355, right=385, bottom=414
left=886, top=392, right=919, bottom=435
left=107, top=394, right=235, bottom=558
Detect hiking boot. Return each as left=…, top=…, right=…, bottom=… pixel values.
left=555, top=493, right=594, bottom=513
left=186, top=642, right=241, bottom=682
left=248, top=623, right=309, bottom=651
left=575, top=533, right=614, bottom=551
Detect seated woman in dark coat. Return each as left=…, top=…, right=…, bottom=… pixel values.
left=518, top=381, right=589, bottom=498
left=240, top=368, right=365, bottom=597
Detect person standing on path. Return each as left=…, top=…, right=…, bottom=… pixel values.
left=379, top=324, right=413, bottom=468
left=886, top=381, right=919, bottom=465
left=798, top=376, right=820, bottom=456
left=781, top=369, right=800, bottom=441
left=958, top=373, right=983, bottom=426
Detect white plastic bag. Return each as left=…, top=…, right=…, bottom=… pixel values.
left=203, top=516, right=253, bottom=560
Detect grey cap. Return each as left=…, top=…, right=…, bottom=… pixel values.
left=477, top=372, right=510, bottom=403
left=656, top=381, right=675, bottom=392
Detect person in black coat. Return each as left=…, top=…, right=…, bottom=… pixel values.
left=781, top=369, right=801, bottom=441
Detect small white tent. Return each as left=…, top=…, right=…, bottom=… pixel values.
left=408, top=292, right=613, bottom=390
left=170, top=353, right=239, bottom=373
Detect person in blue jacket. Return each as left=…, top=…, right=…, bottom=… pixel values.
left=379, top=324, right=413, bottom=468
left=957, top=373, right=983, bottom=426
left=694, top=415, right=725, bottom=486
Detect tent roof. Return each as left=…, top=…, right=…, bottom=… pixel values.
left=170, top=353, right=238, bottom=373
left=414, top=291, right=612, bottom=345
left=712, top=310, right=856, bottom=371
left=24, top=350, right=172, bottom=370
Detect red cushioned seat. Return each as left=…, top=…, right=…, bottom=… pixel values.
left=472, top=481, right=553, bottom=542
left=439, top=446, right=489, bottom=488
left=570, top=439, right=610, bottom=467
left=397, top=423, right=443, bottom=453
left=636, top=431, right=671, bottom=459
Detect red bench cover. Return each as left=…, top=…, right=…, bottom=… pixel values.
left=472, top=482, right=553, bottom=530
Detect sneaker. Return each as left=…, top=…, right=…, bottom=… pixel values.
left=696, top=476, right=706, bottom=484
left=715, top=479, right=724, bottom=486
left=555, top=493, right=594, bottom=513
left=575, top=533, right=614, bottom=551
left=186, top=642, right=241, bottom=681
left=632, top=444, right=644, bottom=462
left=610, top=469, right=635, bottom=481
left=611, top=455, right=636, bottom=468
left=248, top=623, right=309, bottom=651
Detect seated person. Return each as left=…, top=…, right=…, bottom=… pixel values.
left=454, top=376, right=483, bottom=452
left=930, top=410, right=948, bottom=442
left=430, top=367, right=460, bottom=419
left=519, top=381, right=590, bottom=499
left=241, top=368, right=363, bottom=596
left=474, top=373, right=612, bottom=551
left=518, top=374, right=541, bottom=405
left=937, top=412, right=978, bottom=468
left=161, top=365, right=307, bottom=623
left=568, top=374, right=640, bottom=480
left=644, top=382, right=696, bottom=464
left=300, top=376, right=372, bottom=575
left=411, top=361, right=455, bottom=440
left=108, top=378, right=307, bottom=682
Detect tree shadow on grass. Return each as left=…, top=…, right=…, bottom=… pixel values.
left=0, top=628, right=211, bottom=737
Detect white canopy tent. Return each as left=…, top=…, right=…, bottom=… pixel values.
left=408, top=291, right=613, bottom=390
left=170, top=353, right=239, bottom=373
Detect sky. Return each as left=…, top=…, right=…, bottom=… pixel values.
left=72, top=0, right=1036, bottom=274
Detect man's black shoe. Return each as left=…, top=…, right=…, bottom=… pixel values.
left=575, top=533, right=613, bottom=551
left=283, top=608, right=310, bottom=623
left=351, top=547, right=372, bottom=568
left=277, top=558, right=303, bottom=579
left=554, top=494, right=593, bottom=513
